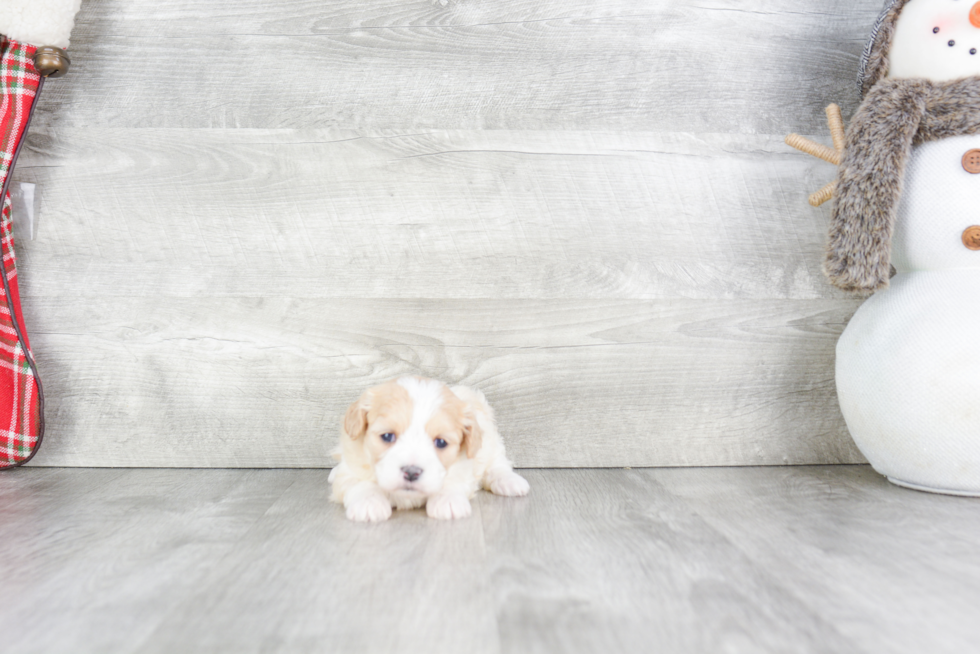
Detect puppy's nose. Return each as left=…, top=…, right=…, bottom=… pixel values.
left=401, top=465, right=423, bottom=482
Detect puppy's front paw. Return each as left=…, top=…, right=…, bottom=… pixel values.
left=426, top=493, right=472, bottom=520
left=346, top=495, right=393, bottom=522
left=490, top=472, right=530, bottom=497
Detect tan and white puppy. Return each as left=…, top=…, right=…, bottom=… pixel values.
left=329, top=377, right=529, bottom=522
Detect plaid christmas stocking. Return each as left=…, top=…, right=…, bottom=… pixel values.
left=0, top=37, right=43, bottom=467
left=0, top=0, right=81, bottom=468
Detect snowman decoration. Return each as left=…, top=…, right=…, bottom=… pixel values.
left=788, top=0, right=980, bottom=495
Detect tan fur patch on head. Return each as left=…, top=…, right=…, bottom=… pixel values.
left=344, top=381, right=411, bottom=439
left=343, top=392, right=371, bottom=441
left=433, top=387, right=482, bottom=462
left=461, top=411, right=483, bottom=459
left=364, top=382, right=413, bottom=429
left=420, top=388, right=462, bottom=468
left=353, top=382, right=411, bottom=462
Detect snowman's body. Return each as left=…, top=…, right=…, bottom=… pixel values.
left=824, top=0, right=980, bottom=495
left=837, top=134, right=980, bottom=494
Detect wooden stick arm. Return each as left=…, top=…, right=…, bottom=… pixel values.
left=809, top=181, right=836, bottom=208
left=826, top=104, right=846, bottom=152
left=785, top=134, right=841, bottom=166
left=786, top=103, right=847, bottom=208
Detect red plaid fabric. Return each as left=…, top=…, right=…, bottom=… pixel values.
left=0, top=36, right=43, bottom=468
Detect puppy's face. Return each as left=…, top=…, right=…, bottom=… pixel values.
left=343, top=377, right=482, bottom=495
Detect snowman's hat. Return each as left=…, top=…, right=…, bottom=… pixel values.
left=858, top=0, right=913, bottom=96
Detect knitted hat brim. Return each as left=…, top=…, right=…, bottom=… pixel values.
left=858, top=0, right=913, bottom=97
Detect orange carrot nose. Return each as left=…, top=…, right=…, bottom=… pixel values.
left=972, top=1, right=980, bottom=28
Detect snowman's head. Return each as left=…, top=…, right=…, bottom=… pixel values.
left=860, top=0, right=980, bottom=94
left=890, top=0, right=980, bottom=81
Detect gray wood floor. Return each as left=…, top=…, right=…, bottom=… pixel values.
left=9, top=0, right=884, bottom=467
left=1, top=466, right=977, bottom=654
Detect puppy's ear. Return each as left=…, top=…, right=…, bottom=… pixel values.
left=343, top=392, right=371, bottom=440
left=461, top=411, right=483, bottom=459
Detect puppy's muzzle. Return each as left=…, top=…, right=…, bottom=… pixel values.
left=401, top=466, right=423, bottom=482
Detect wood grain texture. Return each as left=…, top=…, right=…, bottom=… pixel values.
left=480, top=469, right=858, bottom=653
left=16, top=129, right=846, bottom=301
left=655, top=466, right=980, bottom=654
left=136, top=471, right=497, bottom=654
left=9, top=0, right=887, bottom=467
left=36, top=0, right=875, bottom=133
left=23, top=297, right=864, bottom=468
left=3, top=467, right=979, bottom=653
left=0, top=468, right=297, bottom=654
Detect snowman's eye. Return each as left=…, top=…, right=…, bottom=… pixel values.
left=973, top=48, right=978, bottom=55
left=934, top=27, right=941, bottom=34
left=949, top=40, right=957, bottom=47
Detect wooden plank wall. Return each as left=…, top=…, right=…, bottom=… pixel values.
left=13, top=0, right=879, bottom=467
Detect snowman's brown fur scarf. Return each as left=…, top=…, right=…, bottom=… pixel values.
left=827, top=76, right=980, bottom=293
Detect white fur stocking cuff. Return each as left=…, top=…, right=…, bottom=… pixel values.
left=0, top=0, right=83, bottom=49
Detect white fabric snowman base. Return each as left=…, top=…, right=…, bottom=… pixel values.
left=837, top=135, right=980, bottom=496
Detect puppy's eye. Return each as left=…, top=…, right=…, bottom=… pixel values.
left=434, top=438, right=448, bottom=449
left=380, top=433, right=396, bottom=443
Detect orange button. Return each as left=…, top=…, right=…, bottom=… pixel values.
left=964, top=226, right=980, bottom=251
left=963, top=150, right=980, bottom=173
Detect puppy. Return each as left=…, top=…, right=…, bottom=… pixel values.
left=329, top=377, right=529, bottom=522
